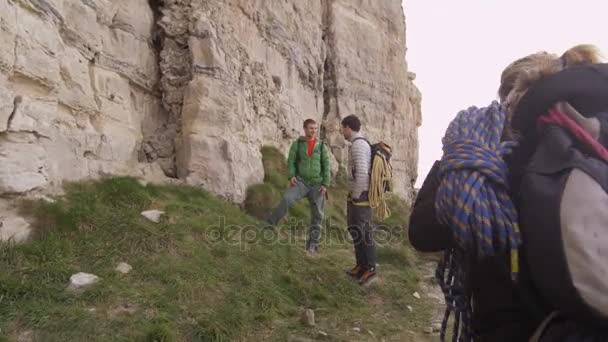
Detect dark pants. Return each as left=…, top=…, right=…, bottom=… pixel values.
left=266, top=179, right=325, bottom=250
left=347, top=202, right=376, bottom=269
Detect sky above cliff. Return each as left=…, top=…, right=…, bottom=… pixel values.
left=403, top=0, right=608, bottom=187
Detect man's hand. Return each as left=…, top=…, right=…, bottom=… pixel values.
left=319, top=185, right=327, bottom=196
left=289, top=177, right=298, bottom=187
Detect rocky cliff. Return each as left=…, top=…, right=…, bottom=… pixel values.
left=0, top=0, right=420, bottom=204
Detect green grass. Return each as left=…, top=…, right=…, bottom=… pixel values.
left=0, top=147, right=434, bottom=341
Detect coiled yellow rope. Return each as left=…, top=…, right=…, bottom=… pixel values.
left=369, top=152, right=392, bottom=221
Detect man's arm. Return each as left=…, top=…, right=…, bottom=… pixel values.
left=321, top=143, right=331, bottom=187
left=408, top=161, right=453, bottom=252
left=513, top=65, right=608, bottom=136
left=351, top=139, right=371, bottom=199
left=287, top=142, right=297, bottom=179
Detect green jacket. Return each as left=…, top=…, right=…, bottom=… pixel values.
left=287, top=137, right=331, bottom=187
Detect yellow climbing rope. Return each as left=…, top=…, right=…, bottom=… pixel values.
left=369, top=149, right=393, bottom=221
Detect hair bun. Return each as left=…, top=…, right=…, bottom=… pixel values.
left=560, top=44, right=603, bottom=67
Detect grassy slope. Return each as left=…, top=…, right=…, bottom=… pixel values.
left=0, top=147, right=433, bottom=342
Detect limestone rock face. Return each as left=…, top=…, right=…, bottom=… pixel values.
left=0, top=0, right=166, bottom=196
left=321, top=0, right=421, bottom=204
left=0, top=0, right=420, bottom=205
left=173, top=0, right=327, bottom=202
left=171, top=0, right=421, bottom=203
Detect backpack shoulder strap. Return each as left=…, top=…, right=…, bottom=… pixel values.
left=295, top=138, right=304, bottom=164
left=352, top=137, right=371, bottom=145
left=319, top=140, right=326, bottom=166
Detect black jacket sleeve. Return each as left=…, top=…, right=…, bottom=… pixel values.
left=513, top=63, right=608, bottom=137
left=408, top=160, right=453, bottom=252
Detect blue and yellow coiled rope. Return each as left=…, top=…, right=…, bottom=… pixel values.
left=434, top=101, right=521, bottom=342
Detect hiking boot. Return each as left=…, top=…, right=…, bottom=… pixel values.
left=357, top=268, right=377, bottom=285
left=346, top=265, right=364, bottom=278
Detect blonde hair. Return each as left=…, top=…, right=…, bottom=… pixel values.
left=496, top=45, right=603, bottom=140
left=504, top=44, right=603, bottom=113
left=498, top=51, right=554, bottom=103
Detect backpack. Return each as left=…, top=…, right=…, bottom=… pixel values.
left=518, top=119, right=608, bottom=332
left=353, top=138, right=393, bottom=220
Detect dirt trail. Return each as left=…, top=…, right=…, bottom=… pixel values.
left=418, top=255, right=446, bottom=342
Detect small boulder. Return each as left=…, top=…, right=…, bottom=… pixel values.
left=17, top=330, right=34, bottom=342
left=115, top=262, right=132, bottom=274
left=67, top=272, right=99, bottom=292
left=0, top=215, right=31, bottom=243
left=413, top=292, right=421, bottom=299
left=141, top=210, right=164, bottom=223
left=301, top=309, right=315, bottom=327
left=30, top=194, right=56, bottom=203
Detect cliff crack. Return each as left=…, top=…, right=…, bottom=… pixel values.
left=5, top=96, right=22, bottom=131
left=321, top=0, right=338, bottom=142
left=138, top=0, right=193, bottom=178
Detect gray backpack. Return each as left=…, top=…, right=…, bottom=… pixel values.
left=519, top=123, right=608, bottom=332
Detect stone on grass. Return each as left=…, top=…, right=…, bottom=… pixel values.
left=67, top=272, right=99, bottom=292
left=141, top=210, right=164, bottom=223
left=115, top=262, right=133, bottom=274
left=301, top=309, right=315, bottom=326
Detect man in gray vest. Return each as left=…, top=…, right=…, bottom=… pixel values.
left=340, top=115, right=377, bottom=285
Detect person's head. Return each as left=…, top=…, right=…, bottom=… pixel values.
left=498, top=51, right=553, bottom=104
left=340, top=115, right=361, bottom=140
left=498, top=44, right=603, bottom=139
left=502, top=44, right=602, bottom=113
left=303, top=119, right=318, bottom=139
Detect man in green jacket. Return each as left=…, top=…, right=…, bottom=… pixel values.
left=266, top=119, right=331, bottom=256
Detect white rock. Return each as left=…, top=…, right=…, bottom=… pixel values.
left=17, top=330, right=34, bottom=342
left=0, top=74, right=14, bottom=131
left=67, top=272, right=99, bottom=291
left=0, top=1, right=162, bottom=198
left=0, top=140, right=48, bottom=194
left=406, top=305, right=413, bottom=312
left=141, top=210, right=164, bottom=223
left=0, top=0, right=16, bottom=73
left=353, top=327, right=361, bottom=333
left=29, top=194, right=56, bottom=203
left=413, top=292, right=421, bottom=299
left=39, top=195, right=56, bottom=203
left=301, top=309, right=315, bottom=327
left=0, top=215, right=31, bottom=243
left=317, top=331, right=328, bottom=338
left=115, top=262, right=133, bottom=274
